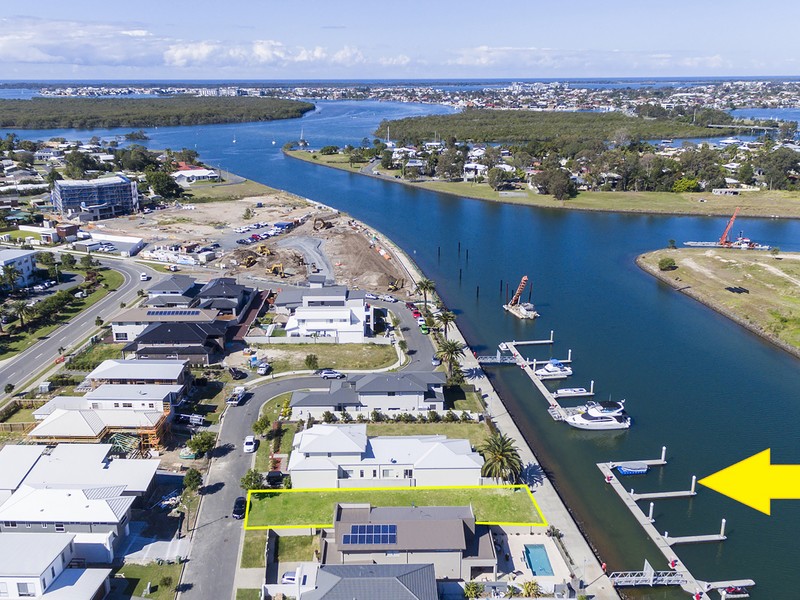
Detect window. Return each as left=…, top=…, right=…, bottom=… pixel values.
left=148, top=403, right=154, bottom=408
left=17, top=582, right=35, bottom=597
left=122, top=403, right=133, bottom=408
left=113, top=403, right=120, bottom=408
left=51, top=566, right=55, bottom=578
left=42, top=523, right=48, bottom=528
left=359, top=470, right=364, bottom=478
left=91, top=403, right=100, bottom=409
left=114, top=332, right=128, bottom=341
left=403, top=469, right=413, bottom=478
left=61, top=551, right=66, bottom=566
left=382, top=469, right=392, bottom=477
left=55, top=523, right=65, bottom=532
left=372, top=470, right=377, bottom=478
left=388, top=392, right=395, bottom=397
left=2, top=521, right=16, bottom=528
left=0, top=582, right=7, bottom=597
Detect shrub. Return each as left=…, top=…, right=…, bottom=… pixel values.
left=427, top=410, right=441, bottom=423
left=304, top=354, right=319, bottom=370
left=443, top=410, right=459, bottom=423
left=322, top=410, right=337, bottom=424
left=658, top=257, right=677, bottom=271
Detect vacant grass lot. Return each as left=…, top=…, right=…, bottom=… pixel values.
left=640, top=249, right=800, bottom=353
left=367, top=421, right=490, bottom=447
left=248, top=485, right=543, bottom=528
left=286, top=149, right=363, bottom=172
left=112, top=562, right=182, bottom=600
left=264, top=343, right=398, bottom=373
left=183, top=177, right=283, bottom=203
left=275, top=534, right=317, bottom=562
left=67, top=342, right=125, bottom=371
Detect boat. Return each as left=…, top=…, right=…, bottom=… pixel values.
left=684, top=208, right=769, bottom=250
left=232, top=135, right=237, bottom=144
left=498, top=342, right=509, bottom=352
left=534, top=359, right=572, bottom=379
left=565, top=399, right=629, bottom=430
left=272, top=140, right=276, bottom=145
left=614, top=461, right=649, bottom=475
left=503, top=276, right=538, bottom=320
left=553, top=387, right=588, bottom=398
left=718, top=137, right=741, bottom=147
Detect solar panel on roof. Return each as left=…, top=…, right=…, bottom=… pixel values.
left=343, top=524, right=397, bottom=545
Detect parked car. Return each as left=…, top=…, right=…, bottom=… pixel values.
left=416, top=316, right=426, bottom=326
left=33, top=284, right=45, bottom=292
left=419, top=324, right=430, bottom=335
left=364, top=292, right=378, bottom=300
left=405, top=302, right=417, bottom=311
left=167, top=265, right=179, bottom=272
left=228, top=367, right=247, bottom=380
left=412, top=310, right=422, bottom=318
left=431, top=356, right=442, bottom=367
left=257, top=362, right=271, bottom=376
left=232, top=496, right=247, bottom=520
left=281, top=573, right=297, bottom=584
left=318, top=369, right=344, bottom=380
left=380, top=295, right=398, bottom=303
left=243, top=435, right=256, bottom=453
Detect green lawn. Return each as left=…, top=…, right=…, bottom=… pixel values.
left=260, top=392, right=294, bottom=422
left=367, top=421, right=490, bottom=447
left=445, top=385, right=485, bottom=412
left=241, top=529, right=268, bottom=568
left=261, top=343, right=398, bottom=373
left=275, top=535, right=317, bottom=562
left=1, top=406, right=38, bottom=424
left=286, top=149, right=364, bottom=172
left=182, top=178, right=283, bottom=202
left=248, top=486, right=543, bottom=528
left=255, top=420, right=297, bottom=471
left=188, top=381, right=226, bottom=424
left=66, top=342, right=125, bottom=371
left=112, top=562, right=183, bottom=600
left=236, top=590, right=261, bottom=600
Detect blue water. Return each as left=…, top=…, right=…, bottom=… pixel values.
left=3, top=100, right=800, bottom=598
left=524, top=544, right=555, bottom=577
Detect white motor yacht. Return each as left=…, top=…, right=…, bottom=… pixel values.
left=553, top=387, right=588, bottom=398
left=534, top=359, right=572, bottom=379
left=565, top=400, right=630, bottom=430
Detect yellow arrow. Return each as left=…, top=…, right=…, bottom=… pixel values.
left=699, top=449, right=800, bottom=515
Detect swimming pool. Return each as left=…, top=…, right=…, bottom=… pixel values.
left=523, top=544, right=554, bottom=577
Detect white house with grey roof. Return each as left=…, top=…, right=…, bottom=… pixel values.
left=86, top=359, right=191, bottom=393
left=0, top=248, right=37, bottom=289
left=0, top=533, right=111, bottom=600
left=111, top=306, right=219, bottom=342
left=276, top=285, right=374, bottom=343
left=287, top=424, right=484, bottom=489
left=290, top=372, right=446, bottom=419
left=298, top=564, right=437, bottom=600
left=145, top=274, right=200, bottom=307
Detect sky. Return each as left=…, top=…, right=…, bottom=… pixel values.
left=1, top=0, right=799, bottom=80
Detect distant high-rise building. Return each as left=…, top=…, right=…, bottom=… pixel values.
left=52, top=175, right=139, bottom=221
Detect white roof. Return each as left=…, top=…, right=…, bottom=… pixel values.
left=171, top=168, right=218, bottom=178
left=56, top=175, right=130, bottom=187
left=0, top=445, right=46, bottom=492
left=86, top=383, right=182, bottom=401
left=88, top=359, right=187, bottom=381
left=294, top=424, right=367, bottom=454
left=0, top=248, right=37, bottom=262
left=29, top=408, right=163, bottom=438
left=0, top=532, right=75, bottom=576
left=35, top=566, right=111, bottom=600
left=368, top=436, right=483, bottom=470
left=33, top=396, right=89, bottom=419
left=0, top=485, right=135, bottom=523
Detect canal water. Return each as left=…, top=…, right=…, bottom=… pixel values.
left=5, top=100, right=800, bottom=597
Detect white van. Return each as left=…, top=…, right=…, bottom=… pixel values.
left=140, top=272, right=150, bottom=281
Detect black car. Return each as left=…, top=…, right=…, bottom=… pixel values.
left=228, top=367, right=247, bottom=380
left=232, top=496, right=247, bottom=520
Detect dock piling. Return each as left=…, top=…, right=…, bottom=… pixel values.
left=691, top=476, right=697, bottom=494
left=648, top=502, right=655, bottom=523
left=720, top=519, right=726, bottom=537
left=661, top=446, right=667, bottom=463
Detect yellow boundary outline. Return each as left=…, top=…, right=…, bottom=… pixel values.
left=243, top=484, right=547, bottom=530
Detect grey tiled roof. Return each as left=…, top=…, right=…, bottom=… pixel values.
left=302, top=564, right=437, bottom=600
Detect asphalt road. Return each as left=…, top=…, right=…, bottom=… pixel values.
left=0, top=258, right=159, bottom=399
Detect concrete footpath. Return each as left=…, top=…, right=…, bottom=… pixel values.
left=385, top=237, right=619, bottom=599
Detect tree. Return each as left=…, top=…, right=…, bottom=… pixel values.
left=779, top=120, right=798, bottom=141
left=1, top=264, right=21, bottom=291
left=45, top=169, right=62, bottom=189
left=3, top=383, right=14, bottom=395
left=436, top=339, right=466, bottom=381
left=242, top=207, right=253, bottom=220
left=487, top=167, right=509, bottom=191
left=416, top=278, right=436, bottom=312
left=770, top=246, right=781, bottom=258
left=521, top=580, right=543, bottom=598
left=534, top=168, right=576, bottom=200
left=435, top=147, right=465, bottom=180
left=736, top=162, right=755, bottom=186
left=321, top=410, right=337, bottom=424
left=6, top=300, right=31, bottom=328
left=37, top=252, right=55, bottom=267
left=667, top=239, right=676, bottom=249
left=186, top=431, right=216, bottom=457
left=304, top=354, right=319, bottom=370
left=145, top=170, right=183, bottom=198
left=436, top=311, right=456, bottom=340
left=672, top=177, right=700, bottom=193
left=479, top=432, right=523, bottom=483
left=79, top=254, right=94, bottom=270
left=320, top=145, right=340, bottom=155
left=658, top=257, right=677, bottom=271
left=60, top=253, right=76, bottom=269
left=240, top=469, right=265, bottom=491
left=464, top=581, right=484, bottom=599
left=183, top=468, right=202, bottom=492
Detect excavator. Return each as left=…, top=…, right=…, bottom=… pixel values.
left=256, top=243, right=272, bottom=256
left=242, top=255, right=257, bottom=268
left=313, top=217, right=333, bottom=230
left=270, top=263, right=286, bottom=278
left=388, top=278, right=404, bottom=292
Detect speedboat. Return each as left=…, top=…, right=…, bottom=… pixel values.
left=534, top=359, right=572, bottom=379
left=614, top=461, right=649, bottom=475
left=553, top=387, right=588, bottom=398
left=567, top=411, right=630, bottom=430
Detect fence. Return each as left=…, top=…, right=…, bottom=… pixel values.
left=244, top=336, right=392, bottom=346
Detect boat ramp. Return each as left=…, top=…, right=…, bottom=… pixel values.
left=598, top=447, right=755, bottom=598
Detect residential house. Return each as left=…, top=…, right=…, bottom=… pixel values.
left=299, top=564, right=437, bottom=600
left=86, top=359, right=191, bottom=392
left=34, top=148, right=64, bottom=162
left=463, top=163, right=488, bottom=181
left=111, top=306, right=219, bottom=342
left=121, top=321, right=226, bottom=365
left=287, top=424, right=484, bottom=489
left=0, top=249, right=37, bottom=289
left=144, top=274, right=200, bottom=308
left=193, top=277, right=256, bottom=323
left=276, top=285, right=373, bottom=343
left=321, top=503, right=496, bottom=581
left=171, top=168, right=219, bottom=185
left=0, top=533, right=111, bottom=600
left=290, top=372, right=446, bottom=419
left=51, top=175, right=139, bottom=221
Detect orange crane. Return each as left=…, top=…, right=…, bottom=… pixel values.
left=719, top=207, right=740, bottom=246
left=509, top=276, right=528, bottom=307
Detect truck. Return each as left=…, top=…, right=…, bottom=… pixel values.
left=226, top=386, right=247, bottom=406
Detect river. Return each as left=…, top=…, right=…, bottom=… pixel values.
left=4, top=100, right=800, bottom=597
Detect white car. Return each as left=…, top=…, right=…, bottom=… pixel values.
left=364, top=292, right=378, bottom=300
left=281, top=573, right=297, bottom=584
left=243, top=435, right=256, bottom=453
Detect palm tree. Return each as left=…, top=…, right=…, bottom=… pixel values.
left=436, top=339, right=465, bottom=379
left=463, top=581, right=484, bottom=599
left=1, top=264, right=21, bottom=292
left=479, top=432, right=523, bottom=483
left=416, top=278, right=436, bottom=312
left=6, top=300, right=31, bottom=329
left=521, top=580, right=543, bottom=598
left=436, top=310, right=456, bottom=340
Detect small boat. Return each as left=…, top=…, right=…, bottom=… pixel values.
left=614, top=461, right=649, bottom=475
left=272, top=140, right=276, bottom=145
left=553, top=387, right=588, bottom=398
left=534, top=359, right=572, bottom=379
left=566, top=411, right=630, bottom=430
left=232, top=135, right=237, bottom=144
left=498, top=342, right=509, bottom=352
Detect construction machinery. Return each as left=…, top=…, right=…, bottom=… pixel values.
left=719, top=206, right=740, bottom=246
left=270, top=263, right=286, bottom=278
left=313, top=217, right=333, bottom=230
left=388, top=278, right=404, bottom=292
left=683, top=207, right=770, bottom=250
left=256, top=244, right=272, bottom=256
left=242, top=255, right=257, bottom=267
left=503, top=275, right=538, bottom=320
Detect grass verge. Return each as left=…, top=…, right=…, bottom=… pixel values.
left=236, top=590, right=261, bottom=600
left=241, top=529, right=268, bottom=568
left=246, top=485, right=544, bottom=529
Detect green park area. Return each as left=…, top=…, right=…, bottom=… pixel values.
left=246, top=485, right=545, bottom=529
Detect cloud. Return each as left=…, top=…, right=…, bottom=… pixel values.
left=331, top=46, right=365, bottom=66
